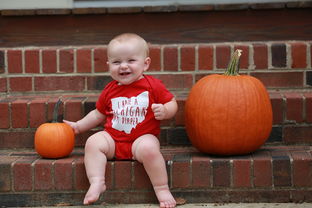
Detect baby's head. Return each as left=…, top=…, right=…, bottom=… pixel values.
left=107, top=33, right=149, bottom=59
left=107, top=33, right=151, bottom=85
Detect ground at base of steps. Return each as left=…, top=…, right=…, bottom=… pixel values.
left=21, top=203, right=312, bottom=208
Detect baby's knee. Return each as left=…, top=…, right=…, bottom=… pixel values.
left=137, top=140, right=161, bottom=159
left=85, top=135, right=99, bottom=151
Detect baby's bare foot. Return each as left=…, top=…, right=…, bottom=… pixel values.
left=83, top=180, right=106, bottom=205
left=154, top=185, right=176, bottom=208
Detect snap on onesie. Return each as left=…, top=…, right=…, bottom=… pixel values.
left=96, top=75, right=174, bottom=160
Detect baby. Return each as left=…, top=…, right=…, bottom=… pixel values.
left=64, top=33, right=177, bottom=208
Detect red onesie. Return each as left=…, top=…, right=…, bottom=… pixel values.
left=96, top=75, right=174, bottom=160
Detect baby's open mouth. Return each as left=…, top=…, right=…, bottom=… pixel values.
left=120, top=72, right=131, bottom=76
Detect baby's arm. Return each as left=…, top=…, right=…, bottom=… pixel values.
left=63, top=109, right=105, bottom=134
left=151, top=98, right=178, bottom=120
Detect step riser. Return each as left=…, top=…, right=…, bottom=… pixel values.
left=0, top=41, right=311, bottom=95
left=1, top=190, right=312, bottom=207
left=1, top=91, right=312, bottom=149
left=0, top=147, right=311, bottom=206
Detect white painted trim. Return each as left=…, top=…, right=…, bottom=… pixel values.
left=0, top=0, right=73, bottom=10
left=0, top=0, right=309, bottom=10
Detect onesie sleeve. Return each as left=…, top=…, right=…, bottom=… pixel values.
left=96, top=82, right=114, bottom=115
left=148, top=76, right=174, bottom=104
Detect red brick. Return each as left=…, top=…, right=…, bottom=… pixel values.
left=29, top=98, right=48, bottom=128
left=11, top=99, right=28, bottom=128
left=153, top=74, right=193, bottom=90
left=9, top=77, right=32, bottom=92
left=0, top=50, right=4, bottom=73
left=133, top=161, right=152, bottom=189
left=291, top=42, right=307, bottom=68
left=77, top=48, right=91, bottom=73
left=284, top=126, right=312, bottom=144
left=291, top=151, right=312, bottom=187
left=216, top=45, right=231, bottom=69
left=212, top=159, right=231, bottom=187
left=114, top=161, right=132, bottom=189
left=0, top=156, right=17, bottom=191
left=191, top=155, right=211, bottom=188
left=0, top=77, right=7, bottom=92
left=34, top=76, right=85, bottom=92
left=304, top=92, right=312, bottom=123
left=253, top=152, right=272, bottom=187
left=25, top=49, right=40, bottom=73
left=94, top=47, right=108, bottom=73
left=284, top=92, right=303, bottom=123
left=271, top=43, right=287, bottom=68
left=233, top=158, right=251, bottom=187
left=174, top=99, right=185, bottom=126
left=0, top=131, right=34, bottom=149
left=198, top=45, right=213, bottom=70
left=34, top=159, right=54, bottom=190
left=7, top=50, right=22, bottom=73
left=42, top=49, right=57, bottom=73
left=163, top=46, right=178, bottom=71
left=54, top=157, right=74, bottom=190
left=172, top=160, right=191, bottom=188
left=64, top=98, right=84, bottom=121
left=59, top=49, right=74, bottom=73
left=0, top=102, right=10, bottom=128
left=13, top=156, right=37, bottom=191
left=106, top=161, right=113, bottom=190
left=270, top=92, right=284, bottom=124
left=311, top=43, right=312, bottom=67
left=253, top=43, right=268, bottom=69
left=272, top=155, right=291, bottom=187
left=149, top=45, right=161, bottom=71
left=180, top=45, right=195, bottom=71
left=73, top=157, right=89, bottom=190
left=251, top=71, right=304, bottom=88
left=234, top=45, right=249, bottom=69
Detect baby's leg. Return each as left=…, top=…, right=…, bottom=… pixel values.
left=132, top=134, right=176, bottom=208
left=83, top=131, right=115, bottom=205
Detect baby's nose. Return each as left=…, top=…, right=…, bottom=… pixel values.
left=120, top=62, right=128, bottom=68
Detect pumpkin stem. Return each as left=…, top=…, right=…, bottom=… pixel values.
left=224, top=49, right=242, bottom=76
left=52, top=99, right=62, bottom=123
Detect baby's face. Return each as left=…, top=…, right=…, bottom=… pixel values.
left=107, top=39, right=150, bottom=85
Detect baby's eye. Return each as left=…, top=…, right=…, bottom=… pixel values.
left=128, top=59, right=136, bottom=63
left=112, top=61, right=120, bottom=65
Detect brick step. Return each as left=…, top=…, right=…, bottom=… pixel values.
left=0, top=145, right=311, bottom=207
left=1, top=90, right=312, bottom=149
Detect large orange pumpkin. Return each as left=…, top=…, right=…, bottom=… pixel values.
left=185, top=50, right=272, bottom=155
left=35, top=99, right=75, bottom=158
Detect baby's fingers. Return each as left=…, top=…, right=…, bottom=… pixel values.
left=63, top=120, right=80, bottom=134
left=63, top=119, right=73, bottom=126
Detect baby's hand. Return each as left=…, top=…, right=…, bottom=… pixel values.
left=63, top=120, right=80, bottom=134
left=151, top=103, right=167, bottom=120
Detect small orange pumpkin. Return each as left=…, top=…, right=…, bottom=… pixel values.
left=35, top=99, right=75, bottom=158
left=185, top=50, right=272, bottom=155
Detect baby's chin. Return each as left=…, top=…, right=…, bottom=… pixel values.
left=117, top=75, right=144, bottom=85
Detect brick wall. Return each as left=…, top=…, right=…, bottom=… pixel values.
left=1, top=41, right=311, bottom=94
left=0, top=41, right=311, bottom=149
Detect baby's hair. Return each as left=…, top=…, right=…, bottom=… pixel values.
left=108, top=33, right=149, bottom=57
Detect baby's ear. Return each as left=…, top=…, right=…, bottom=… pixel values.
left=144, top=57, right=151, bottom=71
